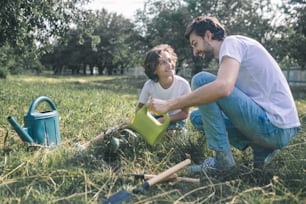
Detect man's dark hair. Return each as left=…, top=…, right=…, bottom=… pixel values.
left=184, top=16, right=226, bottom=41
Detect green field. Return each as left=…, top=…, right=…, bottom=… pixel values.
left=0, top=75, right=305, bottom=203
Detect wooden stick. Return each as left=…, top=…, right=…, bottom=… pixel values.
left=138, top=174, right=200, bottom=183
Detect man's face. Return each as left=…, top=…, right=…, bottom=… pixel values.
left=189, top=31, right=214, bottom=60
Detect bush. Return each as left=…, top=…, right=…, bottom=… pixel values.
left=0, top=66, right=9, bottom=78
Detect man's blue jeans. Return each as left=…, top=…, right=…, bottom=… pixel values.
left=190, top=72, right=299, bottom=153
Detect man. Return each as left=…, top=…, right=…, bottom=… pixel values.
left=147, top=16, right=300, bottom=173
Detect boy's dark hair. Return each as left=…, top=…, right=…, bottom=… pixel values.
left=184, top=16, right=226, bottom=41
left=143, top=44, right=177, bottom=82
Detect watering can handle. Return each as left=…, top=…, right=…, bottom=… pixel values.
left=144, top=105, right=170, bottom=127
left=28, top=96, right=57, bottom=114
left=160, top=110, right=170, bottom=127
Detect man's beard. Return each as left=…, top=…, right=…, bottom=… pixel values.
left=203, top=49, right=214, bottom=60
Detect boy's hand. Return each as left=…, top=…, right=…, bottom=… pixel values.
left=157, top=117, right=165, bottom=124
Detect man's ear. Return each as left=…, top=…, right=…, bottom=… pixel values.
left=205, top=30, right=213, bottom=41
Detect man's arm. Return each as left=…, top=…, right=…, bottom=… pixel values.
left=148, top=56, right=240, bottom=114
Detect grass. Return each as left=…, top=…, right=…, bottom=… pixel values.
left=0, top=74, right=305, bottom=203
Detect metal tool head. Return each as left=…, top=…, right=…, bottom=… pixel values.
left=103, top=190, right=133, bottom=204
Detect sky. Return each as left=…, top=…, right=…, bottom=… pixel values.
left=85, top=0, right=146, bottom=19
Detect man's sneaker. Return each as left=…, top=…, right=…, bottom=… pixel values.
left=186, top=150, right=236, bottom=174
left=253, top=148, right=280, bottom=169
left=264, top=149, right=280, bottom=168
left=186, top=157, right=217, bottom=172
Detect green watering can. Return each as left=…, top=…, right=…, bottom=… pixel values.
left=127, top=106, right=170, bottom=146
left=7, top=96, right=61, bottom=146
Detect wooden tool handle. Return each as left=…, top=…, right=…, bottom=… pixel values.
left=144, top=174, right=200, bottom=183
left=143, top=173, right=178, bottom=181
left=147, top=159, right=191, bottom=186
left=176, top=176, right=200, bottom=183
left=132, top=159, right=191, bottom=194
left=105, top=120, right=130, bottom=135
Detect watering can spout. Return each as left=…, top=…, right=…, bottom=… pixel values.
left=7, top=116, right=34, bottom=143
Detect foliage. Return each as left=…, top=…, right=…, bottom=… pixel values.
left=0, top=0, right=91, bottom=77
left=0, top=43, right=45, bottom=78
left=262, top=0, right=306, bottom=69
left=135, top=0, right=282, bottom=74
left=0, top=44, right=13, bottom=78
left=0, top=0, right=88, bottom=50
left=92, top=10, right=144, bottom=75
left=135, top=0, right=196, bottom=72
left=40, top=10, right=144, bottom=75
left=1, top=0, right=305, bottom=75
left=284, top=0, right=306, bottom=69
left=0, top=75, right=305, bottom=203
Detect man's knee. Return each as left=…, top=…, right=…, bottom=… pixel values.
left=190, top=109, right=204, bottom=131
left=191, top=71, right=216, bottom=90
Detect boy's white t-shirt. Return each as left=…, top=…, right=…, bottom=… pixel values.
left=138, top=75, right=191, bottom=116
left=219, top=35, right=300, bottom=128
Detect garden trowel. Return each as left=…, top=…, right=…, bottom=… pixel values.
left=103, top=159, right=191, bottom=204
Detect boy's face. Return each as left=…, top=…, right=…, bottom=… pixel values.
left=154, top=51, right=176, bottom=79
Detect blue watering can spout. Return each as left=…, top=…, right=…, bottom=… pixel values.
left=7, top=116, right=34, bottom=143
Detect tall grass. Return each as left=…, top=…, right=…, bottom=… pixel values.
left=0, top=75, right=305, bottom=203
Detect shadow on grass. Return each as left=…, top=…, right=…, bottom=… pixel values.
left=69, top=76, right=147, bottom=95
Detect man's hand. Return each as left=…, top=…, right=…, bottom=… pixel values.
left=147, top=98, right=170, bottom=115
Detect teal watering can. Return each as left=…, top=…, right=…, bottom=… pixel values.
left=7, top=96, right=61, bottom=146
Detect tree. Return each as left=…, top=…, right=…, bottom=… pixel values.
left=40, top=28, right=94, bottom=75
left=134, top=0, right=278, bottom=75
left=0, top=0, right=90, bottom=77
left=134, top=0, right=199, bottom=74
left=88, top=9, right=143, bottom=75
left=40, top=9, right=144, bottom=75
left=284, top=0, right=306, bottom=69
left=0, top=44, right=13, bottom=78
left=0, top=0, right=88, bottom=50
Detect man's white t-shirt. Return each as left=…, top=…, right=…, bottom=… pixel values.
left=219, top=35, right=300, bottom=128
left=138, top=75, right=191, bottom=116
